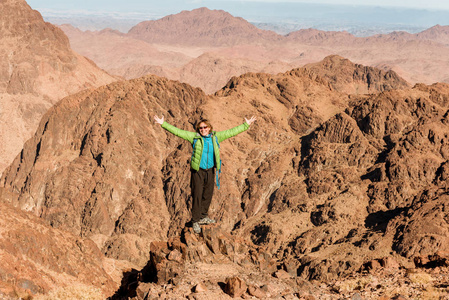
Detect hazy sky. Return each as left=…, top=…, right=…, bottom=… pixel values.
left=26, top=0, right=449, bottom=12
left=225, top=0, right=449, bottom=10
left=26, top=0, right=449, bottom=35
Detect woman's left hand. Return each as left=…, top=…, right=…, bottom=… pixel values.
left=245, top=116, right=257, bottom=125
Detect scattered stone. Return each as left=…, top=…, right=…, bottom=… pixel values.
left=193, top=282, right=208, bottom=293
left=351, top=292, right=362, bottom=300
left=361, top=259, right=382, bottom=274
left=274, top=269, right=292, bottom=279
left=283, top=260, right=299, bottom=277
left=381, top=257, right=400, bottom=270
left=168, top=249, right=183, bottom=262
left=260, top=283, right=280, bottom=298
left=247, top=285, right=267, bottom=299
left=135, top=282, right=154, bottom=300
left=224, top=276, right=247, bottom=298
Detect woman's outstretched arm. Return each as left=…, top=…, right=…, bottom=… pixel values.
left=215, top=116, right=257, bottom=143
left=154, top=115, right=196, bottom=143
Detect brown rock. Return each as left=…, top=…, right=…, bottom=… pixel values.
left=380, top=257, right=400, bottom=270
left=363, top=260, right=382, bottom=274
left=304, top=55, right=410, bottom=94
left=260, top=283, right=280, bottom=298
left=193, top=282, right=208, bottom=293
left=391, top=194, right=449, bottom=259
left=413, top=251, right=449, bottom=268
left=168, top=249, right=183, bottom=263
left=274, top=269, right=292, bottom=279
left=2, top=75, right=206, bottom=266
left=0, top=200, right=116, bottom=298
left=283, top=259, right=299, bottom=277
left=247, top=285, right=267, bottom=298
left=224, top=276, right=247, bottom=298
left=135, top=282, right=155, bottom=300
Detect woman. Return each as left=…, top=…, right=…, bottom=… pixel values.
left=154, top=115, right=256, bottom=234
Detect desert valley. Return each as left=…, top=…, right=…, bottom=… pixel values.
left=0, top=0, right=449, bottom=299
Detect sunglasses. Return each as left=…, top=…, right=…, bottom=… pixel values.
left=199, top=126, right=209, bottom=129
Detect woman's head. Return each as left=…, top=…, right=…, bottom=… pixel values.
left=196, top=119, right=213, bottom=136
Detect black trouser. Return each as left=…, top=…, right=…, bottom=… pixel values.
left=191, top=168, right=215, bottom=223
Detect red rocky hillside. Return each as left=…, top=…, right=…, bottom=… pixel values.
left=0, top=0, right=116, bottom=174
left=2, top=56, right=448, bottom=298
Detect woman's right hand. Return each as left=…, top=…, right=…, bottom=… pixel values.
left=154, top=115, right=164, bottom=125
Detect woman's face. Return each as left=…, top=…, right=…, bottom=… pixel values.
left=198, top=122, right=211, bottom=136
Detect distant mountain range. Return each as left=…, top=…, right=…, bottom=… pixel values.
left=34, top=2, right=449, bottom=36
left=60, top=7, right=449, bottom=96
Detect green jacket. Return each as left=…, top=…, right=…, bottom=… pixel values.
left=161, top=121, right=250, bottom=172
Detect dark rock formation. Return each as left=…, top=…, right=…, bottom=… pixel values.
left=2, top=56, right=449, bottom=297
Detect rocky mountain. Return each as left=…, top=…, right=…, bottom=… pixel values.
left=0, top=195, right=117, bottom=297
left=416, top=24, right=449, bottom=45
left=127, top=7, right=281, bottom=47
left=285, top=28, right=356, bottom=45
left=303, top=55, right=410, bottom=94
left=0, top=0, right=116, bottom=174
left=2, top=56, right=448, bottom=298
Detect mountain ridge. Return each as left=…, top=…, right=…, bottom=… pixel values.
left=0, top=0, right=116, bottom=174
left=61, top=7, right=449, bottom=96
left=127, top=7, right=281, bottom=46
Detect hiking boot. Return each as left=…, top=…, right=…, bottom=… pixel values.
left=193, top=222, right=201, bottom=234
left=198, top=217, right=216, bottom=225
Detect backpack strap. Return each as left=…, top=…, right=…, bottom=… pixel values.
left=214, top=135, right=222, bottom=190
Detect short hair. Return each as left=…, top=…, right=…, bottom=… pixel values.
left=196, top=119, right=213, bottom=132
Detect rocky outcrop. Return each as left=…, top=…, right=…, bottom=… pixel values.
left=0, top=0, right=116, bottom=174
left=264, top=83, right=449, bottom=281
left=0, top=0, right=115, bottom=98
left=2, top=75, right=206, bottom=267
left=110, top=224, right=449, bottom=299
left=0, top=196, right=116, bottom=298
left=2, top=57, right=449, bottom=297
left=109, top=225, right=307, bottom=299
left=304, top=55, right=411, bottom=94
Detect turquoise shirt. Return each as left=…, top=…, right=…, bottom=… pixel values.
left=161, top=121, right=249, bottom=172
left=199, top=134, right=215, bottom=169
